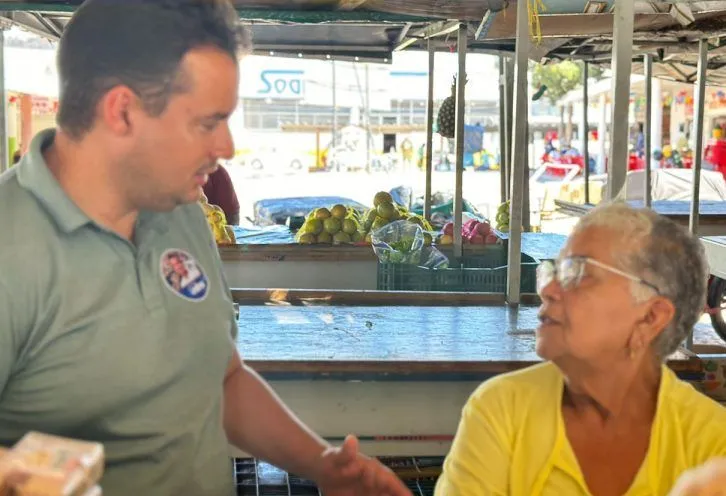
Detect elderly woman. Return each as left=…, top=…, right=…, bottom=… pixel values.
left=435, top=203, right=726, bottom=496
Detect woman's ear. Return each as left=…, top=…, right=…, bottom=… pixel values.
left=635, top=296, right=676, bottom=347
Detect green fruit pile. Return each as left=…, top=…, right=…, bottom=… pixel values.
left=295, top=191, right=436, bottom=246
left=361, top=191, right=433, bottom=244
left=496, top=200, right=510, bottom=232
left=296, top=204, right=364, bottom=245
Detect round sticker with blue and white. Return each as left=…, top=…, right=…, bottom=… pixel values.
left=160, top=249, right=209, bottom=302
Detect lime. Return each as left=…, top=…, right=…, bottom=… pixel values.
left=333, top=231, right=351, bottom=244
left=331, top=204, right=347, bottom=220
left=373, top=191, right=393, bottom=207
left=315, top=207, right=331, bottom=220
left=306, top=218, right=324, bottom=235
left=376, top=202, right=396, bottom=220
left=342, top=218, right=358, bottom=235
left=371, top=217, right=388, bottom=232
left=323, top=217, right=342, bottom=234
left=299, top=233, right=316, bottom=244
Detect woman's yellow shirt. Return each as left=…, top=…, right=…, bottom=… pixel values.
left=435, top=362, right=726, bottom=495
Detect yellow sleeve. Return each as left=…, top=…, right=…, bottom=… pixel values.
left=435, top=381, right=513, bottom=495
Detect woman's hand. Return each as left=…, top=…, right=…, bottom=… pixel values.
left=669, top=458, right=726, bottom=496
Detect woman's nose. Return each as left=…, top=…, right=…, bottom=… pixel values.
left=539, top=277, right=563, bottom=301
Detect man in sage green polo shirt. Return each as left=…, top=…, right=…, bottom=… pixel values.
left=0, top=1, right=410, bottom=496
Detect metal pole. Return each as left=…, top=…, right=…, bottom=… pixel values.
left=499, top=55, right=507, bottom=203
left=365, top=63, right=371, bottom=174
left=644, top=55, right=653, bottom=208
left=583, top=62, right=590, bottom=204
left=505, top=57, right=514, bottom=198
left=332, top=60, right=337, bottom=149
left=0, top=30, right=7, bottom=173
left=689, top=39, right=708, bottom=236
left=606, top=0, right=634, bottom=200
left=453, top=23, right=467, bottom=260
left=523, top=124, right=530, bottom=231
left=424, top=39, right=435, bottom=221
left=506, top=0, right=530, bottom=304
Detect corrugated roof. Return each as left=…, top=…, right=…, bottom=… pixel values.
left=2, top=0, right=726, bottom=82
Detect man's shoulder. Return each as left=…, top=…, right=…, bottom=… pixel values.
left=0, top=168, right=57, bottom=255
left=168, top=202, right=211, bottom=235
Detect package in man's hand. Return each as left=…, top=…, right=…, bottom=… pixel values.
left=0, top=433, right=104, bottom=496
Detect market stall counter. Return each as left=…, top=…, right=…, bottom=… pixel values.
left=220, top=232, right=567, bottom=290
left=230, top=289, right=712, bottom=459
left=556, top=199, right=726, bottom=236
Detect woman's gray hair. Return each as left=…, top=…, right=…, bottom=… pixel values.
left=573, top=202, right=708, bottom=360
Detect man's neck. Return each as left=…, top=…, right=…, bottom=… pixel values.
left=43, top=130, right=139, bottom=241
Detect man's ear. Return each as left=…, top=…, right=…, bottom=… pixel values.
left=98, top=86, right=140, bottom=136
left=633, top=296, right=676, bottom=349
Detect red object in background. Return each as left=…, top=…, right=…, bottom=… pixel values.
left=704, top=139, right=726, bottom=179
left=541, top=152, right=585, bottom=177
left=628, top=154, right=645, bottom=171
left=544, top=130, right=559, bottom=142
left=203, top=165, right=240, bottom=223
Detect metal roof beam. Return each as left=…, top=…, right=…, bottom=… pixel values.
left=30, top=11, right=61, bottom=38
left=0, top=12, right=58, bottom=41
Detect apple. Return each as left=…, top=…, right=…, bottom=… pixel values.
left=471, top=234, right=486, bottom=245
left=464, top=228, right=479, bottom=240
left=484, top=233, right=499, bottom=244
left=476, top=222, right=491, bottom=236
left=442, top=222, right=454, bottom=236
left=464, top=219, right=479, bottom=230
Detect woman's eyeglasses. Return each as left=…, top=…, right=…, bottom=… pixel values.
left=537, top=256, right=660, bottom=296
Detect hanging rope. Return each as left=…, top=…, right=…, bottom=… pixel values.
left=528, top=0, right=547, bottom=45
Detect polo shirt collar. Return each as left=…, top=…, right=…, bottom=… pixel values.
left=16, top=128, right=91, bottom=234
left=16, top=128, right=171, bottom=237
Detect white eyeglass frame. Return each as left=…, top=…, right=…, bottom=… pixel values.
left=537, top=256, right=660, bottom=295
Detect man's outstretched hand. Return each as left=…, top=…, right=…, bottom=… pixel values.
left=669, top=458, right=726, bottom=496
left=315, top=435, right=413, bottom=496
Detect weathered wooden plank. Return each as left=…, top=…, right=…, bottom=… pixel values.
left=236, top=304, right=706, bottom=375
left=219, top=243, right=526, bottom=263
left=219, top=243, right=377, bottom=262
left=230, top=288, right=543, bottom=306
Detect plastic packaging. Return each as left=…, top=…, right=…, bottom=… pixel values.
left=371, top=220, right=425, bottom=264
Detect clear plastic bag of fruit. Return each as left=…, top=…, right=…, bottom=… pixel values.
left=420, top=246, right=449, bottom=269
left=371, top=220, right=424, bottom=264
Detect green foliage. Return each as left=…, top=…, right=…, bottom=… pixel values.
left=531, top=61, right=606, bottom=105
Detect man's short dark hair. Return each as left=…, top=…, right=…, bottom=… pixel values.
left=57, top=0, right=251, bottom=139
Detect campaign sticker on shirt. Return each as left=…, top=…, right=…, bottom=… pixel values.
left=159, top=249, right=209, bottom=302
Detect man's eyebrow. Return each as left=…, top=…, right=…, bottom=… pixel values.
left=200, top=112, right=231, bottom=121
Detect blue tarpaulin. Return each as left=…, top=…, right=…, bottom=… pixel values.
left=231, top=225, right=296, bottom=244
left=253, top=196, right=368, bottom=226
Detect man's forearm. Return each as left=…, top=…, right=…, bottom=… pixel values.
left=223, top=363, right=329, bottom=480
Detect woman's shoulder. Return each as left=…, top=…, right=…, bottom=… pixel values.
left=662, top=369, right=726, bottom=461
left=468, top=362, right=562, bottom=408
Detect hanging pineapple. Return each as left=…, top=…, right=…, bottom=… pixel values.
left=436, top=74, right=467, bottom=139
